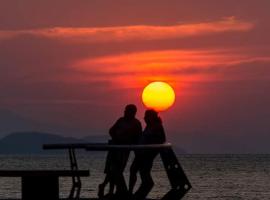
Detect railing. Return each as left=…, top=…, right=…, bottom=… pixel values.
left=43, top=143, right=192, bottom=200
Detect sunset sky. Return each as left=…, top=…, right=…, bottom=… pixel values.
left=1, top=0, right=270, bottom=153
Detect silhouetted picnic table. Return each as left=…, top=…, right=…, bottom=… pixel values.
left=43, top=143, right=192, bottom=200
left=0, top=170, right=89, bottom=200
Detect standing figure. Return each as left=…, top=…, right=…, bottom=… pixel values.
left=98, top=104, right=142, bottom=199
left=98, top=139, right=116, bottom=198
left=129, top=109, right=166, bottom=200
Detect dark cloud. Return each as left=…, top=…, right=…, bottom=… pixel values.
left=0, top=0, right=269, bottom=29
left=0, top=0, right=270, bottom=153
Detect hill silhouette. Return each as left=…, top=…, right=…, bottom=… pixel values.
left=0, top=109, right=90, bottom=138
left=0, top=109, right=37, bottom=136
left=0, top=109, right=186, bottom=154
left=0, top=132, right=186, bottom=154
left=0, top=132, right=84, bottom=154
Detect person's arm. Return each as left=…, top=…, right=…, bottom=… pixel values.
left=109, top=118, right=121, bottom=139
left=159, top=125, right=166, bottom=143
left=150, top=125, right=166, bottom=144
left=135, top=121, right=143, bottom=144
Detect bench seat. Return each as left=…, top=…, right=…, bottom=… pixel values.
left=0, top=170, right=89, bottom=177
left=0, top=170, right=89, bottom=200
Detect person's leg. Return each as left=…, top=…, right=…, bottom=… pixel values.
left=98, top=153, right=111, bottom=197
left=98, top=150, right=115, bottom=198
left=114, top=151, right=130, bottom=197
left=133, top=152, right=157, bottom=200
left=98, top=177, right=106, bottom=197
left=109, top=178, right=115, bottom=195
left=129, top=156, right=140, bottom=194
left=133, top=168, right=154, bottom=199
left=99, top=173, right=116, bottom=197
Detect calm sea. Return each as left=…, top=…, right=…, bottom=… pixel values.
left=0, top=153, right=269, bottom=200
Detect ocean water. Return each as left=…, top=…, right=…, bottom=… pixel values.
left=0, top=153, right=269, bottom=200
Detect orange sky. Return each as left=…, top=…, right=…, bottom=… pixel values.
left=0, top=0, right=270, bottom=153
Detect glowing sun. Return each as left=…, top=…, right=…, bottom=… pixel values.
left=142, top=81, right=175, bottom=112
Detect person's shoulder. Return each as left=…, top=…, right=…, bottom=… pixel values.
left=134, top=118, right=142, bottom=125
left=112, top=117, right=125, bottom=126
left=116, top=117, right=125, bottom=122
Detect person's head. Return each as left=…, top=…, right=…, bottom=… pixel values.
left=124, top=104, right=137, bottom=120
left=144, top=109, right=162, bottom=125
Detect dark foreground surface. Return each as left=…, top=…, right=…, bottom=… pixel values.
left=0, top=199, right=154, bottom=200
left=0, top=198, right=154, bottom=200
left=0, top=154, right=270, bottom=200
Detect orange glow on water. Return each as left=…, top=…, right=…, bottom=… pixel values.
left=142, top=81, right=175, bottom=112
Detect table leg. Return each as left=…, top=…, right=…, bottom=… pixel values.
left=22, top=176, right=59, bottom=200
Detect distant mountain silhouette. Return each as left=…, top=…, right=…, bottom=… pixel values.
left=0, top=109, right=38, bottom=136
left=0, top=109, right=187, bottom=154
left=0, top=132, right=84, bottom=154
left=0, top=109, right=90, bottom=138
left=0, top=132, right=187, bottom=154
left=82, top=135, right=109, bottom=143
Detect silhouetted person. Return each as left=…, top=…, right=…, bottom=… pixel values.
left=98, top=104, right=142, bottom=199
left=98, top=140, right=116, bottom=198
left=129, top=109, right=166, bottom=200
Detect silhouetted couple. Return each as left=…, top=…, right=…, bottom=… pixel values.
left=98, top=104, right=166, bottom=200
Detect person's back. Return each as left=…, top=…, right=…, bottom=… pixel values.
left=109, top=104, right=142, bottom=172
left=141, top=120, right=165, bottom=145
left=109, top=116, right=142, bottom=144
left=99, top=104, right=142, bottom=199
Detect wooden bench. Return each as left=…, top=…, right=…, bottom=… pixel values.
left=0, top=170, right=89, bottom=200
